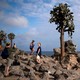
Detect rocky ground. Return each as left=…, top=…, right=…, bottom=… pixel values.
left=0, top=48, right=80, bottom=80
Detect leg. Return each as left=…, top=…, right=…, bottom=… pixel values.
left=4, top=59, right=14, bottom=76
left=30, top=48, right=34, bottom=55
left=4, top=65, right=9, bottom=76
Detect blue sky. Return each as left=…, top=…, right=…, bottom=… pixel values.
left=0, top=0, right=80, bottom=51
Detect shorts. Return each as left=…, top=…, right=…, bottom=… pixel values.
left=7, top=58, right=14, bottom=67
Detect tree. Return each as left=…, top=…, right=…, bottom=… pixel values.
left=0, top=30, right=7, bottom=45
left=49, top=3, right=75, bottom=58
left=8, top=33, right=15, bottom=48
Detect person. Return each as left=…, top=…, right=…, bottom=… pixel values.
left=1, top=42, right=15, bottom=76
left=36, top=42, right=42, bottom=58
left=13, top=43, right=16, bottom=49
left=36, top=42, right=42, bottom=63
left=30, top=40, right=35, bottom=55
left=1, top=43, right=10, bottom=59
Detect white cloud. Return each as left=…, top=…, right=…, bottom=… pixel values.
left=0, top=11, right=28, bottom=27
left=4, top=16, right=28, bottom=27
left=27, top=28, right=39, bottom=36
left=15, top=0, right=53, bottom=19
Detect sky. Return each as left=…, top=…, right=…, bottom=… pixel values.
left=0, top=0, right=80, bottom=51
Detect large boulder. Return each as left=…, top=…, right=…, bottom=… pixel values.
left=10, top=66, right=24, bottom=77
left=61, top=54, right=78, bottom=70
left=53, top=40, right=76, bottom=55
left=53, top=48, right=61, bottom=60
left=54, top=48, right=61, bottom=56
left=65, top=40, right=76, bottom=53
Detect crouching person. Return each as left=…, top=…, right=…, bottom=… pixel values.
left=1, top=42, right=15, bottom=76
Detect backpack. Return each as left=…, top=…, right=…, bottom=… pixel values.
left=1, top=48, right=9, bottom=59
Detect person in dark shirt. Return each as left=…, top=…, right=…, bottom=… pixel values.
left=1, top=43, right=15, bottom=76
left=1, top=43, right=10, bottom=59
left=36, top=42, right=42, bottom=58
left=30, top=40, right=35, bottom=55
left=1, top=43, right=11, bottom=76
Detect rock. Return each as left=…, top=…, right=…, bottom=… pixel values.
left=15, top=49, right=20, bottom=54
left=24, top=65, right=34, bottom=72
left=65, top=40, right=76, bottom=53
left=10, top=66, right=24, bottom=77
left=27, top=60, right=35, bottom=68
left=77, top=53, right=80, bottom=63
left=58, top=74, right=66, bottom=80
left=54, top=48, right=61, bottom=56
left=39, top=63, right=50, bottom=72
left=17, top=77, right=27, bottom=80
left=42, top=72, right=49, bottom=80
left=0, top=47, right=80, bottom=80
left=34, top=64, right=41, bottom=71
left=55, top=70, right=62, bottom=75
left=19, top=50, right=26, bottom=55
left=20, top=63, right=26, bottom=70
left=69, top=54, right=78, bottom=64
left=66, top=54, right=78, bottom=70
left=53, top=40, right=76, bottom=60
left=28, top=70, right=38, bottom=80
left=53, top=48, right=61, bottom=60
left=76, top=78, right=80, bottom=80
left=48, top=68, right=56, bottom=75
left=64, top=69, right=80, bottom=80
left=61, top=54, right=78, bottom=70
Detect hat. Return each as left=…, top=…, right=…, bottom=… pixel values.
left=6, top=42, right=10, bottom=46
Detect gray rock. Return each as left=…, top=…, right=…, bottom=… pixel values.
left=39, top=64, right=50, bottom=72
left=65, top=40, right=76, bottom=53
left=28, top=60, right=35, bottom=68
left=24, top=65, right=34, bottom=72
left=42, top=72, right=49, bottom=80
left=55, top=70, right=62, bottom=75
left=48, top=68, right=56, bottom=75
left=10, top=66, right=24, bottom=77
left=34, top=64, right=41, bottom=71
left=28, top=70, right=37, bottom=80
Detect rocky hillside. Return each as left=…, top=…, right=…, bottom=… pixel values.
left=0, top=48, right=80, bottom=80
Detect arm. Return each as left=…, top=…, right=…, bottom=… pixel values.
left=38, top=48, right=40, bottom=54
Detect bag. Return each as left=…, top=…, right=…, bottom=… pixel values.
left=1, top=48, right=9, bottom=59
left=36, top=54, right=40, bottom=63
left=36, top=54, right=40, bottom=60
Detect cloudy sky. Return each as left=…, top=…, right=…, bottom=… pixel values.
left=0, top=0, right=80, bottom=51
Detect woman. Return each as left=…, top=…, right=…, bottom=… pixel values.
left=30, top=40, right=35, bottom=55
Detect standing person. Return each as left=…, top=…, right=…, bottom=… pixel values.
left=36, top=42, right=42, bottom=63
left=36, top=42, right=42, bottom=58
left=30, top=40, right=35, bottom=55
